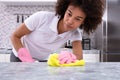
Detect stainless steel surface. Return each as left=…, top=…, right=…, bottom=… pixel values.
left=107, top=1, right=120, bottom=52
left=101, top=0, right=120, bottom=62
left=92, top=0, right=120, bottom=62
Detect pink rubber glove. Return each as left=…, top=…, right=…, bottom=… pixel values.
left=18, top=48, right=35, bottom=62
left=58, top=51, right=77, bottom=64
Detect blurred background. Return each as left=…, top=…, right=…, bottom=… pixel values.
left=0, top=0, right=120, bottom=62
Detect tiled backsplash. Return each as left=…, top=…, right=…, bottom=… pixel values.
left=0, top=2, right=55, bottom=49
left=0, top=3, right=16, bottom=49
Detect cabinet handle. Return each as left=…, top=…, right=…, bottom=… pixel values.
left=22, top=15, right=24, bottom=23
left=17, top=15, right=19, bottom=23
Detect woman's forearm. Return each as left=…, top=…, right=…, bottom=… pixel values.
left=72, top=40, right=83, bottom=60
left=10, top=23, right=31, bottom=52
left=10, top=34, right=23, bottom=52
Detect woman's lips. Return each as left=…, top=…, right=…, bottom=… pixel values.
left=64, top=23, right=73, bottom=29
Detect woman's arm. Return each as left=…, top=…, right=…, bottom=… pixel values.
left=10, top=23, right=31, bottom=52
left=72, top=40, right=83, bottom=60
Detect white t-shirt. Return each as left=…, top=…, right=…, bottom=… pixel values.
left=12, top=11, right=82, bottom=60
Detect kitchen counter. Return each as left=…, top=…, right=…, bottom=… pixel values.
left=0, top=62, right=120, bottom=80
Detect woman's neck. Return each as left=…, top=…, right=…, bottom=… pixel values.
left=57, top=19, right=65, bottom=34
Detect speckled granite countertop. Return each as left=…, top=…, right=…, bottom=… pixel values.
left=0, top=62, right=119, bottom=80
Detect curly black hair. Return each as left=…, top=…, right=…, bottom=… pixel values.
left=55, top=0, right=105, bottom=34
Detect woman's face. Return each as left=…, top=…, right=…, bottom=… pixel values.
left=63, top=5, right=86, bottom=31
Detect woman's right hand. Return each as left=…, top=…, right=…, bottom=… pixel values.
left=18, top=48, right=35, bottom=62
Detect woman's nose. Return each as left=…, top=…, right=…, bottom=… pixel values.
left=67, top=17, right=74, bottom=25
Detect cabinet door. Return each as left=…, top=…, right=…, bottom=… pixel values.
left=5, top=54, right=10, bottom=62
left=83, top=50, right=100, bottom=62
left=83, top=54, right=99, bottom=62
left=0, top=54, right=5, bottom=62
left=0, top=54, right=10, bottom=62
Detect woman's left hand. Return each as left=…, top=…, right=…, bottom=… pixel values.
left=58, top=51, right=77, bottom=64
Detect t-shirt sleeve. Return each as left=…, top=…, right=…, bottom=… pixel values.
left=70, top=29, right=83, bottom=42
left=24, top=11, right=45, bottom=31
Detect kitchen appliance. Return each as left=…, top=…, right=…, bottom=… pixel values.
left=82, top=38, right=91, bottom=50
left=101, top=0, right=120, bottom=62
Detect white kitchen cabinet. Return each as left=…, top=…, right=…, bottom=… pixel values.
left=83, top=50, right=100, bottom=62
left=0, top=54, right=10, bottom=62
left=0, top=49, right=100, bottom=62
left=0, top=53, right=99, bottom=62
left=0, top=53, right=100, bottom=62
left=0, top=49, right=11, bottom=62
left=83, top=54, right=100, bottom=62
left=0, top=54, right=5, bottom=62
left=5, top=54, right=10, bottom=62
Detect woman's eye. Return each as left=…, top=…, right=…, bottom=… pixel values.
left=76, top=18, right=81, bottom=21
left=68, top=13, right=72, bottom=16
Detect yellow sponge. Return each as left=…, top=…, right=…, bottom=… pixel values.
left=47, top=53, right=85, bottom=67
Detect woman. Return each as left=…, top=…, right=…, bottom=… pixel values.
left=10, top=0, right=104, bottom=62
